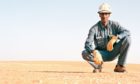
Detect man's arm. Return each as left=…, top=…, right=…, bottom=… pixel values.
left=84, top=28, right=96, bottom=53
left=107, top=21, right=130, bottom=51
left=115, top=22, right=130, bottom=39
left=85, top=27, right=103, bottom=65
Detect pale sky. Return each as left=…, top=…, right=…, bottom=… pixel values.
left=0, top=0, right=140, bottom=64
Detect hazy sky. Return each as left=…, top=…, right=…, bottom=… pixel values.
left=0, top=0, right=139, bottom=64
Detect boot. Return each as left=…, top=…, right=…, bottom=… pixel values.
left=114, top=65, right=126, bottom=72
left=93, top=62, right=103, bottom=73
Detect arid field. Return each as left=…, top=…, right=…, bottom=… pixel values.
left=0, top=61, right=140, bottom=84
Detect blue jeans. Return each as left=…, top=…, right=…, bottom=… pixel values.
left=82, top=36, right=130, bottom=69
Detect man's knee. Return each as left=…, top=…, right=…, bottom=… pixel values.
left=82, top=50, right=90, bottom=61
left=122, top=36, right=131, bottom=47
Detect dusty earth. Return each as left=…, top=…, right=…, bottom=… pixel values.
left=0, top=61, right=140, bottom=84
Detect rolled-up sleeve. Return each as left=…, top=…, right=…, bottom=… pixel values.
left=84, top=28, right=96, bottom=53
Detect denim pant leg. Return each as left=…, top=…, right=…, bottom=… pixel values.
left=98, top=36, right=130, bottom=66
left=82, top=50, right=99, bottom=69
left=117, top=36, right=130, bottom=65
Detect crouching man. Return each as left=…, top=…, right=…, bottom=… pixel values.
left=82, top=3, right=131, bottom=73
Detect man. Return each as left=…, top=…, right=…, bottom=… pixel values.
left=82, top=3, right=130, bottom=73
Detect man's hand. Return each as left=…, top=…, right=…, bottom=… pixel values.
left=107, top=35, right=118, bottom=51
left=92, top=50, right=103, bottom=65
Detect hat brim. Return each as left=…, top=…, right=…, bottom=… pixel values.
left=98, top=11, right=111, bottom=14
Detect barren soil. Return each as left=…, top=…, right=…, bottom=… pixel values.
left=0, top=61, right=139, bottom=84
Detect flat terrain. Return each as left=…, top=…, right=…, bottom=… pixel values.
left=0, top=61, right=140, bottom=84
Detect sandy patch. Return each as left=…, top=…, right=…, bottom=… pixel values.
left=0, top=61, right=139, bottom=84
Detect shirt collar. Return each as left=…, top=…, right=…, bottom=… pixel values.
left=99, top=20, right=110, bottom=29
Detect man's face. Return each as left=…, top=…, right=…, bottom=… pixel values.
left=99, top=13, right=110, bottom=24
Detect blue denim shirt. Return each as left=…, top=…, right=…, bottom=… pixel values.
left=85, top=20, right=130, bottom=53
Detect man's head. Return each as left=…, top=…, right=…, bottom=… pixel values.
left=98, top=3, right=111, bottom=26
